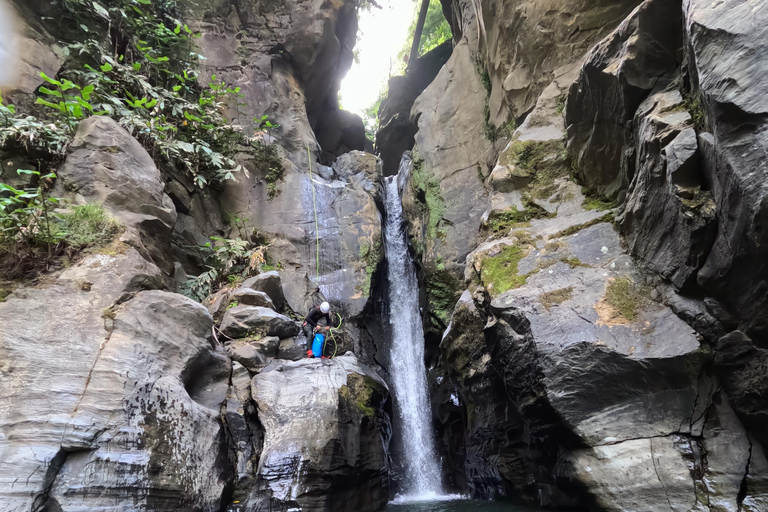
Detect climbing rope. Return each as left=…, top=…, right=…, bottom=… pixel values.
left=306, top=147, right=343, bottom=359
left=307, top=144, right=320, bottom=284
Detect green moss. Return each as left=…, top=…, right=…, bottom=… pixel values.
left=605, top=277, right=647, bottom=321
left=562, top=256, right=591, bottom=269
left=357, top=237, right=382, bottom=297
left=477, top=62, right=491, bottom=94
left=481, top=244, right=529, bottom=294
left=554, top=212, right=615, bottom=238
left=682, top=93, right=706, bottom=132
left=411, top=160, right=446, bottom=240
left=252, top=142, right=284, bottom=199
left=59, top=204, right=121, bottom=249
left=556, top=94, right=567, bottom=115
left=226, top=300, right=239, bottom=310
left=485, top=202, right=552, bottom=235
left=339, top=373, right=378, bottom=418
left=424, top=263, right=461, bottom=330
left=539, top=286, right=574, bottom=310
left=582, top=189, right=617, bottom=211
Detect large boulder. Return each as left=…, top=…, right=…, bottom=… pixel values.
left=55, top=116, right=178, bottom=272
left=220, top=305, right=299, bottom=339
left=245, top=355, right=391, bottom=511
left=230, top=287, right=276, bottom=309
left=0, top=255, right=232, bottom=510
left=566, top=0, right=684, bottom=200
left=682, top=0, right=768, bottom=338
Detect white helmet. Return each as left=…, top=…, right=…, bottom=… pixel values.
left=320, top=301, right=330, bottom=314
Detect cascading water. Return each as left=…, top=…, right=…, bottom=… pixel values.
left=384, top=162, right=443, bottom=499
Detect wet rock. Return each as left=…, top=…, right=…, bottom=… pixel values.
left=220, top=305, right=299, bottom=340
left=247, top=355, right=391, bottom=511
left=683, top=0, right=768, bottom=338
left=230, top=287, right=276, bottom=309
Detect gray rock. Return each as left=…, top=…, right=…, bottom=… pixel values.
left=248, top=355, right=390, bottom=511
left=227, top=336, right=280, bottom=371
left=220, top=305, right=299, bottom=339
left=714, top=331, right=768, bottom=449
left=230, top=287, right=275, bottom=309
left=617, top=87, right=717, bottom=291
left=0, top=265, right=231, bottom=509
left=55, top=116, right=178, bottom=272
left=566, top=0, right=684, bottom=200
left=683, top=0, right=768, bottom=336
left=242, top=271, right=286, bottom=311
left=276, top=337, right=308, bottom=361
left=406, top=40, right=495, bottom=275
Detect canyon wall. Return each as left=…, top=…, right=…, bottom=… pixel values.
left=387, top=0, right=768, bottom=509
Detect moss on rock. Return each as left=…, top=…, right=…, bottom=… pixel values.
left=339, top=373, right=379, bottom=418
left=480, top=244, right=529, bottom=295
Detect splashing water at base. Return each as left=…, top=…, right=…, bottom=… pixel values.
left=384, top=160, right=442, bottom=499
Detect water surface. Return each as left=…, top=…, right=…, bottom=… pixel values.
left=384, top=498, right=550, bottom=512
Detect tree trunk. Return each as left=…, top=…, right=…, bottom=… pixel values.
left=408, top=0, right=431, bottom=66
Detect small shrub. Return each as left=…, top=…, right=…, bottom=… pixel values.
left=59, top=204, right=120, bottom=249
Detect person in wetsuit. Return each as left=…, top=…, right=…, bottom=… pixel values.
left=303, top=301, right=331, bottom=357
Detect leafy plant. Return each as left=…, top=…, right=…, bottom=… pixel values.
left=181, top=236, right=266, bottom=302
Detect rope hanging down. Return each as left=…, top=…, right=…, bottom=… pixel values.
left=307, top=145, right=320, bottom=284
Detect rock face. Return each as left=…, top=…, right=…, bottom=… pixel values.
left=245, top=355, right=391, bottom=511
left=399, top=0, right=768, bottom=507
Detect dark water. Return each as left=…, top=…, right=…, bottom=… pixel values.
left=384, top=498, right=549, bottom=512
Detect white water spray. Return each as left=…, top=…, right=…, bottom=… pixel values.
left=384, top=157, right=442, bottom=499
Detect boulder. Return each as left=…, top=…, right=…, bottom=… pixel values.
left=242, top=271, right=286, bottom=311
left=226, top=336, right=280, bottom=371
left=230, top=287, right=276, bottom=309
left=220, top=305, right=298, bottom=339
left=566, top=0, right=684, bottom=200
left=55, top=116, right=178, bottom=271
left=276, top=337, right=308, bottom=361
left=246, top=355, right=391, bottom=511
left=0, top=267, right=232, bottom=509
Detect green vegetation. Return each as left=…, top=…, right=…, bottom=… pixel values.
left=59, top=204, right=121, bottom=249
left=424, top=263, right=461, bottom=331
left=682, top=93, right=706, bottom=132
left=340, top=373, right=379, bottom=418
left=480, top=244, right=528, bottom=294
left=485, top=202, right=552, bottom=236
left=411, top=160, right=446, bottom=240
left=181, top=236, right=265, bottom=302
left=604, top=276, right=647, bottom=321
left=357, top=237, right=382, bottom=297
left=539, top=286, right=573, bottom=310
left=582, top=190, right=617, bottom=211
left=398, top=0, right=452, bottom=66
left=556, top=94, right=567, bottom=115
left=554, top=212, right=615, bottom=238
left=0, top=164, right=120, bottom=277
left=1, top=0, right=283, bottom=192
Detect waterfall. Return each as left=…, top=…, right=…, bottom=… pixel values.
left=383, top=159, right=443, bottom=499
